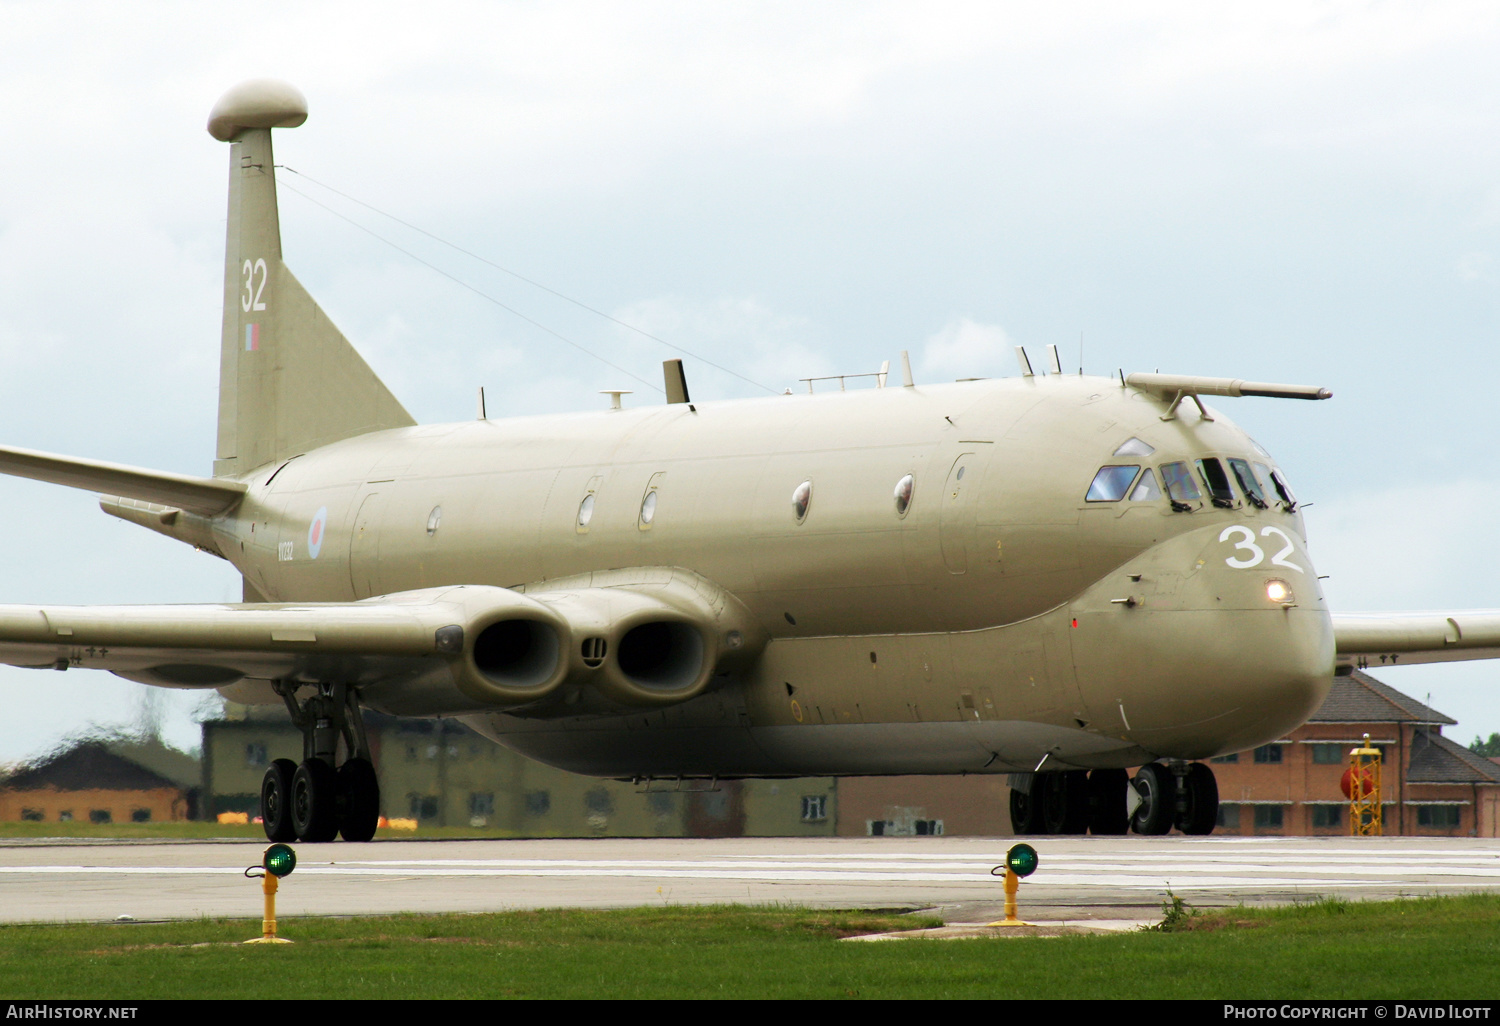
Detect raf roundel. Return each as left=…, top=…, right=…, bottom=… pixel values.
left=307, top=507, right=328, bottom=559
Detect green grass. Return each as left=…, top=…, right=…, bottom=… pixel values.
left=1, top=895, right=1498, bottom=999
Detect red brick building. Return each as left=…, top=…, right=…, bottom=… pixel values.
left=1209, top=671, right=1500, bottom=837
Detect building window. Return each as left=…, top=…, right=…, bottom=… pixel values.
left=408, top=795, right=439, bottom=820
left=245, top=742, right=268, bottom=767
left=1210, top=753, right=1239, bottom=764
left=867, top=818, right=943, bottom=836
left=1253, top=744, right=1284, bottom=764
left=58, top=810, right=73, bottom=822
left=585, top=788, right=614, bottom=816
left=525, top=790, right=551, bottom=816
left=1416, top=805, right=1462, bottom=829
left=868, top=820, right=890, bottom=836
left=20, top=808, right=42, bottom=822
left=131, top=808, right=152, bottom=823
left=1253, top=805, right=1285, bottom=829
left=89, top=809, right=112, bottom=824
left=1311, top=744, right=1345, bottom=765
left=801, top=795, right=827, bottom=822
left=468, top=793, right=494, bottom=818
left=1215, top=803, right=1240, bottom=829
left=1311, top=805, right=1342, bottom=828
left=914, top=819, right=943, bottom=836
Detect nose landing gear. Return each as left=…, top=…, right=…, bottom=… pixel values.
left=1009, top=762, right=1219, bottom=836
left=258, top=681, right=381, bottom=843
left=1128, top=761, right=1219, bottom=835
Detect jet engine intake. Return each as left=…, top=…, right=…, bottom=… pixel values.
left=522, top=568, right=764, bottom=709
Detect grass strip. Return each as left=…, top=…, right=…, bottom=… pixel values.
left=1, top=895, right=1497, bottom=999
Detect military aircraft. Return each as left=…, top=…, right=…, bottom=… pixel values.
left=1, top=79, right=1496, bottom=843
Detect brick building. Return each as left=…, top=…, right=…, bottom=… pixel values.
left=1209, top=671, right=1500, bottom=836
left=0, top=739, right=196, bottom=824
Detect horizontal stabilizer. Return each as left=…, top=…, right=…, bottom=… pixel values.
left=0, top=444, right=246, bottom=516
left=1333, top=611, right=1500, bottom=667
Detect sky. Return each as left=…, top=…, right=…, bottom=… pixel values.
left=0, top=1, right=1498, bottom=763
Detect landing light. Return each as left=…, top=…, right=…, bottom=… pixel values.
left=1266, top=579, right=1293, bottom=605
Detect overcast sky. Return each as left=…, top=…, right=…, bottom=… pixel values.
left=1, top=1, right=1498, bottom=763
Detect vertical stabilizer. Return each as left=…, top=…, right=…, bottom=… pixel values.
left=208, top=80, right=415, bottom=478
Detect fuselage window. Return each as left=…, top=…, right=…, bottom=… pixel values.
left=1160, top=462, right=1201, bottom=509
left=1129, top=468, right=1162, bottom=501
left=640, top=490, right=658, bottom=525
left=1228, top=459, right=1267, bottom=509
left=426, top=506, right=442, bottom=536
left=893, top=474, right=914, bottom=517
left=792, top=480, right=813, bottom=523
left=1085, top=465, right=1140, bottom=502
left=1195, top=458, right=1235, bottom=509
left=577, top=494, right=595, bottom=529
left=1113, top=437, right=1155, bottom=457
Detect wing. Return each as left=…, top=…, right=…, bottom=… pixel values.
left=0, top=585, right=565, bottom=717
left=0, top=570, right=763, bottom=718
left=1332, top=611, right=1500, bottom=668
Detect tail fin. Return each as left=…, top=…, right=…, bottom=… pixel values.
left=208, top=80, right=414, bottom=478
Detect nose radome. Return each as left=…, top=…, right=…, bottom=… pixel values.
left=1068, top=522, right=1334, bottom=760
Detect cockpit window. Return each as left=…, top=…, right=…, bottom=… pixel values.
left=1228, top=459, right=1268, bottom=509
left=1085, top=465, right=1140, bottom=502
left=1160, top=462, right=1201, bottom=508
left=1269, top=468, right=1298, bottom=511
left=1196, top=458, right=1235, bottom=509
left=1112, top=437, right=1155, bottom=457
left=1129, top=468, right=1162, bottom=501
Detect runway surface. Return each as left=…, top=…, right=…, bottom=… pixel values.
left=3, top=834, right=1498, bottom=925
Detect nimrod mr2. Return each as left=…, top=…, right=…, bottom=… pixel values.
left=1, top=80, right=1494, bottom=842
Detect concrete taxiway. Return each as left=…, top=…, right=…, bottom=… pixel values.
left=2, top=834, right=1498, bottom=925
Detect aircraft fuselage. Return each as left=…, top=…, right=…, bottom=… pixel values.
left=194, top=373, right=1333, bottom=777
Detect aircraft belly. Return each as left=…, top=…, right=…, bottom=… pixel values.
left=467, top=715, right=1153, bottom=777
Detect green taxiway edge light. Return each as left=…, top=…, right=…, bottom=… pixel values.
left=264, top=843, right=297, bottom=878
left=1006, top=843, right=1038, bottom=878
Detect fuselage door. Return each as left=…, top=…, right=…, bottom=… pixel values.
left=348, top=489, right=384, bottom=599
left=939, top=452, right=979, bottom=574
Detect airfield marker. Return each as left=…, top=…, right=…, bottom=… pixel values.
left=244, top=843, right=297, bottom=944
left=989, top=843, right=1039, bottom=926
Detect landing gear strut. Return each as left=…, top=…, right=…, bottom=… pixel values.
left=258, top=681, right=381, bottom=843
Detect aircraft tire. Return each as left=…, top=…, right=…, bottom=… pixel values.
left=1176, top=762, right=1219, bottom=835
left=1009, top=787, right=1041, bottom=834
left=338, top=757, right=381, bottom=843
left=1130, top=763, right=1174, bottom=835
left=292, top=758, right=339, bottom=842
left=260, top=759, right=298, bottom=843
left=1086, top=768, right=1131, bottom=835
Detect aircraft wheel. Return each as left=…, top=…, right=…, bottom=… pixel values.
left=292, top=758, right=339, bottom=842
left=1009, top=785, right=1041, bottom=834
left=338, top=757, right=381, bottom=843
left=1087, top=768, right=1131, bottom=835
left=259, top=759, right=298, bottom=843
left=1130, top=763, right=1175, bottom=835
left=1176, top=762, right=1219, bottom=835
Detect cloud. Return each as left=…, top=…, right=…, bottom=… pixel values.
left=917, top=318, right=1014, bottom=382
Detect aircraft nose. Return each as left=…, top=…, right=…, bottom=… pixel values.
left=1068, top=521, right=1335, bottom=759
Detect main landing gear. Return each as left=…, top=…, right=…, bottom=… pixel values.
left=260, top=682, right=381, bottom=844
left=1009, top=762, right=1218, bottom=836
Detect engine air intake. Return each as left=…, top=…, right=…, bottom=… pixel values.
left=617, top=621, right=704, bottom=692
left=472, top=619, right=561, bottom=690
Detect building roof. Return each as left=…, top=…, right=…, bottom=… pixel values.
left=2, top=741, right=183, bottom=793
left=1406, top=730, right=1500, bottom=785
left=1308, top=671, right=1456, bottom=726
